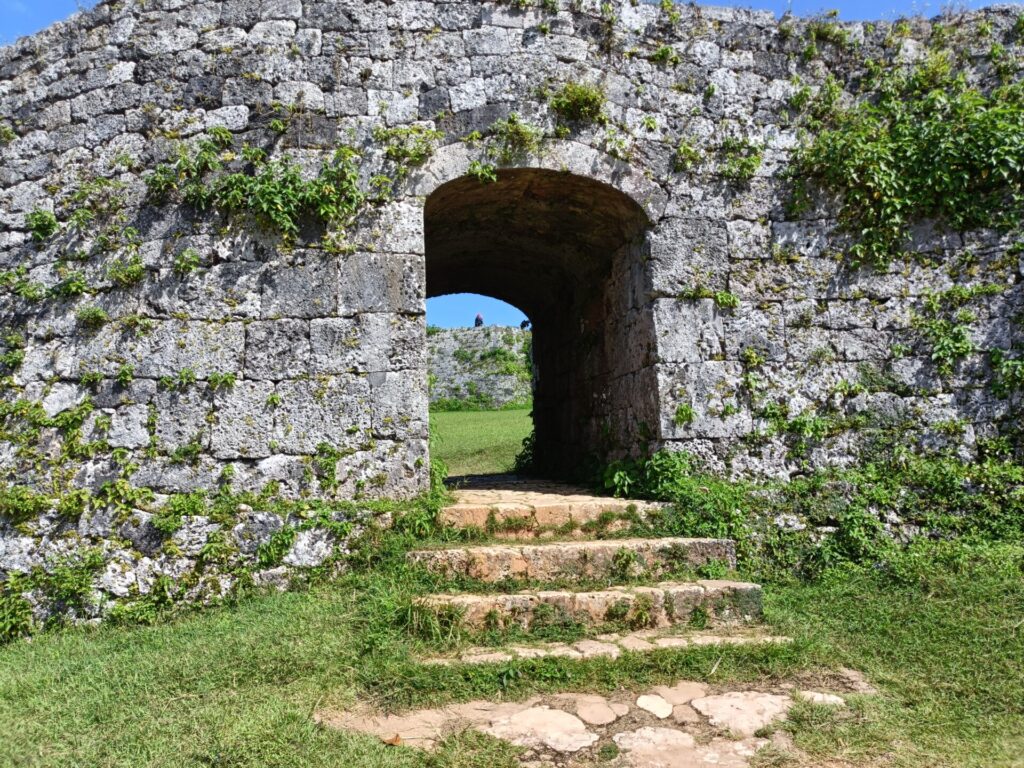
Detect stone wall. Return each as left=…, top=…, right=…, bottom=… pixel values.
left=1, top=0, right=1023, bottom=624
left=428, top=326, right=532, bottom=409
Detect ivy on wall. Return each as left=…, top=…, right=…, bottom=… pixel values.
left=791, top=51, right=1024, bottom=269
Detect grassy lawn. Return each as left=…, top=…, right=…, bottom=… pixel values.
left=0, top=533, right=1021, bottom=767
left=429, top=409, right=532, bottom=476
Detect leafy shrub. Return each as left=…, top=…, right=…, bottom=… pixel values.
left=25, top=209, right=58, bottom=242
left=173, top=248, right=201, bottom=276
left=107, top=255, right=145, bottom=287
left=489, top=113, right=543, bottom=163
left=75, top=305, right=109, bottom=330
left=146, top=134, right=365, bottom=244
left=718, top=138, right=763, bottom=183
left=50, top=271, right=90, bottom=298
left=548, top=82, right=607, bottom=124
left=0, top=484, right=51, bottom=524
left=468, top=160, right=498, bottom=184
left=792, top=55, right=1024, bottom=269
left=373, top=124, right=444, bottom=169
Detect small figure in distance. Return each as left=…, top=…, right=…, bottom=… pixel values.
left=520, top=319, right=531, bottom=330
left=474, top=313, right=484, bottom=327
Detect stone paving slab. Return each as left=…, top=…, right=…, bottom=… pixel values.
left=415, top=579, right=762, bottom=630
left=315, top=677, right=854, bottom=766
left=407, top=537, right=737, bottom=582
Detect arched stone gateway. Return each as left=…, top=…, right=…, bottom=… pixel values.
left=424, top=164, right=653, bottom=475
left=0, top=1, right=1021, bottom=502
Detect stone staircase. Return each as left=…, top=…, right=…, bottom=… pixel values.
left=407, top=478, right=779, bottom=654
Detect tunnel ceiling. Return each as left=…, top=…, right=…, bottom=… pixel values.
left=424, top=169, right=650, bottom=319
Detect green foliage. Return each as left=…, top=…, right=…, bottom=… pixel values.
left=26, top=209, right=59, bottom=242
left=116, top=364, right=134, bottom=386
left=548, top=82, right=607, bottom=125
left=718, top=138, right=763, bottom=183
left=106, top=255, right=145, bottom=286
left=207, top=372, right=237, bottom=391
left=467, top=160, right=498, bottom=184
left=990, top=349, right=1024, bottom=397
left=792, top=55, right=1024, bottom=269
left=173, top=248, right=201, bottom=276
left=50, top=271, right=90, bottom=298
left=673, top=138, right=702, bottom=172
left=0, top=577, right=32, bottom=644
left=805, top=16, right=852, bottom=50
left=911, top=285, right=1003, bottom=377
left=256, top=526, right=297, bottom=568
left=0, top=121, right=15, bottom=145
left=373, top=124, right=444, bottom=171
left=0, top=483, right=52, bottom=524
left=153, top=492, right=208, bottom=535
left=673, top=403, right=695, bottom=426
left=170, top=439, right=202, bottom=465
left=649, top=44, right=680, bottom=67
left=75, top=305, right=109, bottom=330
left=146, top=134, right=365, bottom=244
left=488, top=113, right=543, bottom=164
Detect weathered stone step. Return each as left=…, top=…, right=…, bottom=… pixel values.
left=422, top=627, right=791, bottom=667
left=415, top=579, right=762, bottom=631
left=440, top=476, right=660, bottom=537
left=406, top=537, right=736, bottom=583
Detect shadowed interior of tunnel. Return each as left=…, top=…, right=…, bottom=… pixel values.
left=425, top=168, right=655, bottom=480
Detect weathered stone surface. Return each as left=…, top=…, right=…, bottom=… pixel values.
left=690, top=691, right=793, bottom=738
left=407, top=538, right=737, bottom=582
left=482, top=706, right=598, bottom=752
left=428, top=326, right=532, bottom=408
left=1, top=0, right=1022, bottom=626
left=636, top=694, right=673, bottom=719
left=414, top=579, right=761, bottom=631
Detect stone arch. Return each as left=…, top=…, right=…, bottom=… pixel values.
left=420, top=151, right=662, bottom=476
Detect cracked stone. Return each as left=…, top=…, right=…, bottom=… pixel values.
left=690, top=691, right=792, bottom=738
left=482, top=706, right=598, bottom=753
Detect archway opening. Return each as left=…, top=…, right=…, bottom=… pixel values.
left=426, top=293, right=534, bottom=479
left=425, top=168, right=653, bottom=480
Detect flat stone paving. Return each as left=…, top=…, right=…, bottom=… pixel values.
left=315, top=677, right=861, bottom=766
left=440, top=474, right=661, bottom=533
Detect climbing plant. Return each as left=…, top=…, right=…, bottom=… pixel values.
left=146, top=135, right=365, bottom=244
left=792, top=51, right=1024, bottom=269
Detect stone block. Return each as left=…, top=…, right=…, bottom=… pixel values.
left=273, top=375, right=372, bottom=454
left=212, top=380, right=276, bottom=459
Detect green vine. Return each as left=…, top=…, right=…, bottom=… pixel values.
left=792, top=51, right=1024, bottom=269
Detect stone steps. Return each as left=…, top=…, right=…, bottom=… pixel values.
left=440, top=497, right=657, bottom=538
left=422, top=627, right=791, bottom=666
left=439, top=476, right=660, bottom=539
left=406, top=537, right=736, bottom=583
left=415, top=579, right=762, bottom=631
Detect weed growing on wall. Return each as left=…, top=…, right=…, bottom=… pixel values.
left=146, top=135, right=365, bottom=244
left=547, top=82, right=607, bottom=126
left=792, top=51, right=1024, bottom=269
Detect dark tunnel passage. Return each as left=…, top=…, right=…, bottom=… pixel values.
left=424, top=168, right=656, bottom=478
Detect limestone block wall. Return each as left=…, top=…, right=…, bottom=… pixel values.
left=0, top=0, right=1020, bottom=502
left=427, top=326, right=533, bottom=409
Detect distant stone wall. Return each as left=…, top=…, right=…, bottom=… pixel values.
left=428, top=326, right=532, bottom=409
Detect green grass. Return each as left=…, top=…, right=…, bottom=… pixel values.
left=429, top=409, right=531, bottom=476
left=0, top=532, right=1021, bottom=767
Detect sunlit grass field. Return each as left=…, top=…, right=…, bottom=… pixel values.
left=429, top=408, right=532, bottom=476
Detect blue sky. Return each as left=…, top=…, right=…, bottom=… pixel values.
left=2, top=0, right=1015, bottom=326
